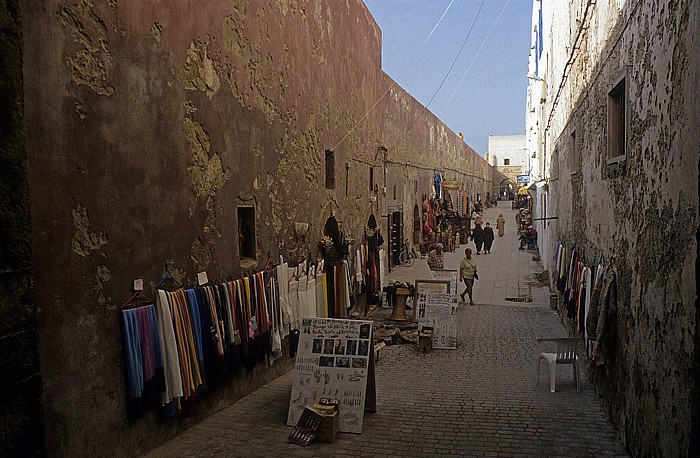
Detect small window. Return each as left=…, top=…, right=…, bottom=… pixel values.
left=607, top=76, right=626, bottom=162
left=238, top=206, right=256, bottom=261
left=393, top=184, right=397, bottom=200
left=325, top=150, right=335, bottom=189
left=504, top=158, right=510, bottom=166
left=369, top=166, right=374, bottom=192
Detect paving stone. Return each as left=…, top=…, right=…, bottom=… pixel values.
left=144, top=207, right=628, bottom=457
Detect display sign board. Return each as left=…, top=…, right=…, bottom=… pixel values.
left=443, top=180, right=460, bottom=190
left=517, top=174, right=530, bottom=184
left=415, top=293, right=458, bottom=349
left=430, top=270, right=458, bottom=294
left=287, top=318, right=375, bottom=434
left=413, top=279, right=451, bottom=320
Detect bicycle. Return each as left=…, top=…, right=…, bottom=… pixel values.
left=399, top=238, right=418, bottom=267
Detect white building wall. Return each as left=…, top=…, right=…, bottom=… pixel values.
left=527, top=0, right=700, bottom=455
left=487, top=135, right=527, bottom=170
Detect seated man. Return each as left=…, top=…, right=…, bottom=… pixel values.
left=427, top=243, right=445, bottom=270
left=519, top=226, right=538, bottom=249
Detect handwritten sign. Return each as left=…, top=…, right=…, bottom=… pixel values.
left=416, top=293, right=458, bottom=349
left=287, top=318, right=374, bottom=434
left=430, top=270, right=458, bottom=294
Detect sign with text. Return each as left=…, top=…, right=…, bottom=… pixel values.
left=416, top=293, right=458, bottom=349
left=443, top=180, right=460, bottom=190
left=287, top=318, right=375, bottom=434
left=430, top=270, right=458, bottom=294
left=517, top=174, right=530, bottom=184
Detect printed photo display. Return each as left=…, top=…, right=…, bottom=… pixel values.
left=287, top=318, right=374, bottom=434
left=416, top=292, right=458, bottom=349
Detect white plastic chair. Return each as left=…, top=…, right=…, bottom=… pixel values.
left=536, top=337, right=580, bottom=393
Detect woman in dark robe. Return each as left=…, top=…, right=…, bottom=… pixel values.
left=483, top=222, right=495, bottom=254
left=471, top=223, right=485, bottom=255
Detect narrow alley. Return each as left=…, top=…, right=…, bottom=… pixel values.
left=2, top=1, right=697, bottom=457
left=145, top=206, right=628, bottom=458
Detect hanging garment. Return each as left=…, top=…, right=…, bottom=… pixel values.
left=288, top=273, right=300, bottom=330
left=195, top=287, right=225, bottom=391
left=316, top=270, right=326, bottom=318
left=305, top=266, right=317, bottom=319
left=121, top=304, right=163, bottom=419
left=276, top=262, right=291, bottom=338
left=155, top=290, right=184, bottom=406
left=169, top=289, right=203, bottom=398
left=378, top=249, right=387, bottom=293
left=298, top=271, right=309, bottom=319
left=268, top=276, right=283, bottom=361
left=355, top=247, right=363, bottom=289
left=344, top=260, right=353, bottom=312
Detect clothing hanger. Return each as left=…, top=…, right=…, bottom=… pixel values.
left=156, top=264, right=183, bottom=289
left=288, top=266, right=298, bottom=283
left=121, top=292, right=154, bottom=310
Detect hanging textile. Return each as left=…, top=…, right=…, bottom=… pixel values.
left=298, top=270, right=309, bottom=319
left=155, top=290, right=184, bottom=407
left=268, top=275, right=283, bottom=362
left=276, top=261, right=292, bottom=338
left=316, top=270, right=326, bottom=318
left=305, top=266, right=317, bottom=319
left=344, top=259, right=353, bottom=312
left=325, top=265, right=336, bottom=318
left=288, top=270, right=300, bottom=329
left=121, top=303, right=164, bottom=419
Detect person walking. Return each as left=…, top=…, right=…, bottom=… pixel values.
left=459, top=248, right=477, bottom=305
left=471, top=223, right=485, bottom=255
left=483, top=222, right=495, bottom=254
left=496, top=213, right=505, bottom=237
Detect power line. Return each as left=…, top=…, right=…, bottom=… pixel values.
left=389, top=0, right=486, bottom=151
left=441, top=0, right=512, bottom=113
left=329, top=0, right=456, bottom=152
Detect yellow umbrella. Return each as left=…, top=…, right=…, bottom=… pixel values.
left=517, top=186, right=529, bottom=196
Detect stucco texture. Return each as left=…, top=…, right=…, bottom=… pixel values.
left=19, top=0, right=492, bottom=455
left=539, top=0, right=699, bottom=455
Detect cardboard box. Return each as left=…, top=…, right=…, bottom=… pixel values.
left=314, top=411, right=339, bottom=443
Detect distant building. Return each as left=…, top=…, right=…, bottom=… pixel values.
left=487, top=134, right=527, bottom=199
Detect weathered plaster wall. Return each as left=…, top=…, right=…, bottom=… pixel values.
left=19, top=0, right=491, bottom=456
left=542, top=0, right=699, bottom=455
left=0, top=1, right=45, bottom=456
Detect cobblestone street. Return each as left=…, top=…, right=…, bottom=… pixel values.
left=145, top=206, right=629, bottom=457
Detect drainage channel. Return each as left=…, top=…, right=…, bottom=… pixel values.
left=505, top=296, right=532, bottom=303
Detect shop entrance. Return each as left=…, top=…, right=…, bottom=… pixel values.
left=388, top=206, right=403, bottom=268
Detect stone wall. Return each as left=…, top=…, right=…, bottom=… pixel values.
left=17, top=0, right=491, bottom=455
left=537, top=0, right=699, bottom=455
left=0, top=1, right=45, bottom=456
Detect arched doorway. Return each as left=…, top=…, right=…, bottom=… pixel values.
left=499, top=178, right=516, bottom=200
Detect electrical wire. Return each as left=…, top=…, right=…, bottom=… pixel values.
left=329, top=0, right=456, bottom=152
left=389, top=0, right=486, bottom=151
left=441, top=0, right=512, bottom=113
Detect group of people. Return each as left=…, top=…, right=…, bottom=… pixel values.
left=424, top=207, right=533, bottom=306
left=469, top=208, right=507, bottom=255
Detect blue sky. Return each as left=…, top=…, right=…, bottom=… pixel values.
left=363, top=0, right=532, bottom=155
